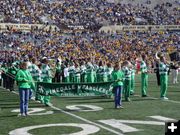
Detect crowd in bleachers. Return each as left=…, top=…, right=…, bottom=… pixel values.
left=0, top=0, right=179, bottom=85
left=0, top=0, right=179, bottom=26
left=0, top=28, right=179, bottom=67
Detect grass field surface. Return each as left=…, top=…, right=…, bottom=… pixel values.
left=0, top=74, right=179, bottom=135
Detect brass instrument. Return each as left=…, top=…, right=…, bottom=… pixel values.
left=155, top=51, right=171, bottom=63
left=49, top=59, right=56, bottom=78
left=155, top=52, right=162, bottom=60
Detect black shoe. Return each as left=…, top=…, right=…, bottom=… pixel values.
left=142, top=95, right=148, bottom=97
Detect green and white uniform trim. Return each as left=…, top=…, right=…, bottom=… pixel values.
left=74, top=67, right=81, bottom=83
left=159, top=62, right=169, bottom=75
left=28, top=64, right=41, bottom=81
left=122, top=66, right=131, bottom=80
left=159, top=62, right=169, bottom=98
left=41, top=64, right=52, bottom=82
left=107, top=67, right=114, bottom=81
left=69, top=65, right=75, bottom=82
left=122, top=66, right=131, bottom=101
left=141, top=61, right=147, bottom=73
left=86, top=62, right=95, bottom=83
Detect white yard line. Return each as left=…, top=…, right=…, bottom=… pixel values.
left=146, top=96, right=180, bottom=104
left=50, top=105, right=124, bottom=135
left=148, top=116, right=176, bottom=121
left=168, top=86, right=179, bottom=88
left=11, top=91, right=123, bottom=135
left=134, top=94, right=180, bottom=104
left=165, top=99, right=180, bottom=104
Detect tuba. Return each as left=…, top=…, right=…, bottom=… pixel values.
left=155, top=52, right=171, bottom=62
left=155, top=52, right=163, bottom=60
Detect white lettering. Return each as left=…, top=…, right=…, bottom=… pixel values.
left=9, top=123, right=100, bottom=135
left=66, top=104, right=103, bottom=112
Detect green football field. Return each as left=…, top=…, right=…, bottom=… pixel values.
left=0, top=74, right=179, bottom=135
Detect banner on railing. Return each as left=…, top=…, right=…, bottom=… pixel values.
left=0, top=23, right=59, bottom=32
left=100, top=25, right=180, bottom=32
left=36, top=82, right=114, bottom=97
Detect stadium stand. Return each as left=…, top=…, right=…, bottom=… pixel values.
left=0, top=0, right=179, bottom=26
left=0, top=0, right=179, bottom=67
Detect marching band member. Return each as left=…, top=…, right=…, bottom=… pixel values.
left=86, top=62, right=95, bottom=83
left=80, top=61, right=87, bottom=82
left=28, top=58, right=42, bottom=101
left=102, top=61, right=108, bottom=82
left=98, top=61, right=108, bottom=82
left=97, top=61, right=103, bottom=82
left=26, top=58, right=33, bottom=99
left=1, top=63, right=8, bottom=89
left=68, top=62, right=75, bottom=82
left=155, top=48, right=161, bottom=86
left=74, top=63, right=81, bottom=83
left=159, top=56, right=169, bottom=100
left=130, top=65, right=136, bottom=95
left=64, top=63, right=70, bottom=83
left=92, top=62, right=99, bottom=82
left=60, top=61, right=66, bottom=82
left=55, top=59, right=62, bottom=82
left=7, top=63, right=17, bottom=91
left=41, top=57, right=53, bottom=106
left=122, top=60, right=132, bottom=102
left=154, top=59, right=161, bottom=86
left=107, top=63, right=114, bottom=81
left=140, top=54, right=148, bottom=97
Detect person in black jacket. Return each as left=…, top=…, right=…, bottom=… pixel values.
left=154, top=60, right=160, bottom=86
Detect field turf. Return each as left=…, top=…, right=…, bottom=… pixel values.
left=0, top=74, right=179, bottom=135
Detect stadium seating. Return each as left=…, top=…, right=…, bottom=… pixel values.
left=0, top=0, right=179, bottom=26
